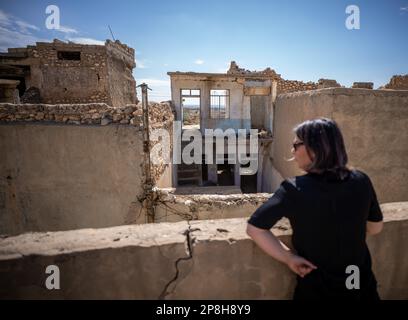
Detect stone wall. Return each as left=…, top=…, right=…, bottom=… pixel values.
left=24, top=41, right=110, bottom=104
left=272, top=88, right=408, bottom=203
left=0, top=202, right=406, bottom=299
left=0, top=102, right=174, bottom=234
left=277, top=79, right=318, bottom=94
left=1, top=40, right=137, bottom=107
left=106, top=40, right=138, bottom=107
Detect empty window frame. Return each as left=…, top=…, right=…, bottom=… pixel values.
left=181, top=89, right=201, bottom=129
left=57, top=51, right=81, bottom=61
left=210, top=89, right=229, bottom=119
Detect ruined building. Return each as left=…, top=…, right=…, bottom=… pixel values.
left=168, top=62, right=323, bottom=192
left=0, top=39, right=137, bottom=106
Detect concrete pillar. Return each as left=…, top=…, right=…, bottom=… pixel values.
left=0, top=80, right=20, bottom=103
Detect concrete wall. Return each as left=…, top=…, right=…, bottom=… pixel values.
left=0, top=202, right=407, bottom=299
left=0, top=123, right=145, bottom=235
left=272, top=88, right=408, bottom=203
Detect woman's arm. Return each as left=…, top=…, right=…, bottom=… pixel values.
left=246, top=223, right=317, bottom=278
left=366, top=221, right=383, bottom=235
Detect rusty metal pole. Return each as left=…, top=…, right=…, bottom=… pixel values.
left=138, top=83, right=154, bottom=223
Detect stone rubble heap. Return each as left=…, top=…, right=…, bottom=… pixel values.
left=277, top=79, right=318, bottom=93
left=383, top=75, right=408, bottom=90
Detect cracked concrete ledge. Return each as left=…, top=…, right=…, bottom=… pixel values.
left=0, top=222, right=189, bottom=261
left=0, top=202, right=407, bottom=299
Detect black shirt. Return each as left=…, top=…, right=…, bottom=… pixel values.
left=247, top=169, right=383, bottom=276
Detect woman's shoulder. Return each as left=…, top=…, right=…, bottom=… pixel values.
left=283, top=169, right=371, bottom=188
left=348, top=169, right=372, bottom=183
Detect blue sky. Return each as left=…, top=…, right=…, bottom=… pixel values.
left=1, top=0, right=407, bottom=101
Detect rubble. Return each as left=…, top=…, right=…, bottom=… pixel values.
left=317, top=78, right=342, bottom=89
left=382, top=75, right=408, bottom=90
left=352, top=82, right=374, bottom=89
left=20, top=87, right=42, bottom=103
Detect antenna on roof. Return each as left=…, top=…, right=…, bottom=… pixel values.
left=108, top=25, right=116, bottom=41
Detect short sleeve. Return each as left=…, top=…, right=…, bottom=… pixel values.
left=366, top=175, right=383, bottom=222
left=247, top=181, right=291, bottom=230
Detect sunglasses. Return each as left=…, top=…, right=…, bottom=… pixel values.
left=292, top=141, right=304, bottom=151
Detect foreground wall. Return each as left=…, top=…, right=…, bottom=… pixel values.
left=0, top=202, right=407, bottom=299
left=272, top=88, right=408, bottom=203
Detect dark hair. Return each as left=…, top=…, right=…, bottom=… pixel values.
left=293, top=118, right=350, bottom=180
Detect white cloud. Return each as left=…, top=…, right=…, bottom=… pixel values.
left=137, top=61, right=147, bottom=69
left=0, top=9, right=40, bottom=33
left=137, top=78, right=171, bottom=102
left=0, top=10, right=46, bottom=51
left=57, top=25, right=78, bottom=34
left=139, top=78, right=170, bottom=87
left=195, top=59, right=204, bottom=65
left=0, top=26, right=48, bottom=52
left=0, top=9, right=106, bottom=52
left=15, top=20, right=39, bottom=33
left=400, top=6, right=408, bottom=11
left=66, top=37, right=105, bottom=45
left=0, top=10, right=12, bottom=27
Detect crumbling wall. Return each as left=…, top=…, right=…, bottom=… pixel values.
left=169, top=75, right=251, bottom=132
left=227, top=61, right=318, bottom=94
left=0, top=202, right=407, bottom=299
left=149, top=102, right=175, bottom=187
left=277, top=79, right=318, bottom=94
left=26, top=41, right=111, bottom=105
left=0, top=101, right=174, bottom=234
left=382, top=75, right=408, bottom=90
left=1, top=40, right=137, bottom=107
left=106, top=40, right=137, bottom=107
left=153, top=188, right=271, bottom=222
left=272, top=88, right=408, bottom=203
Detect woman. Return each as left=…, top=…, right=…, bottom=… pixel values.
left=247, top=118, right=383, bottom=300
